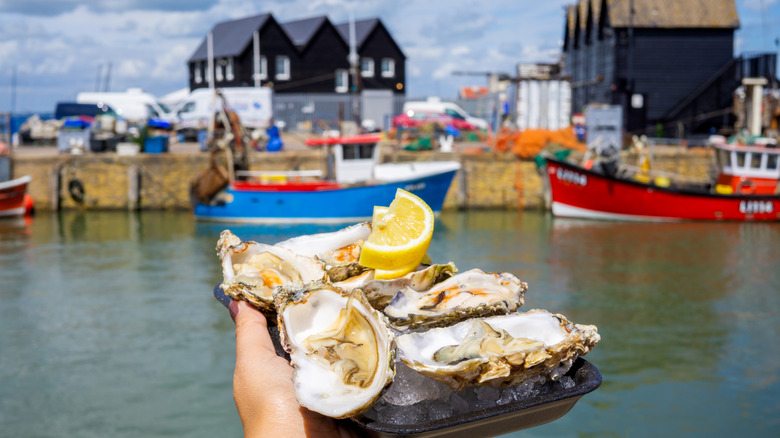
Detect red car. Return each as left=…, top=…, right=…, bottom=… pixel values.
left=392, top=109, right=475, bottom=131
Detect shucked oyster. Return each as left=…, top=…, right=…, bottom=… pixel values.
left=275, top=222, right=372, bottom=282
left=276, top=283, right=396, bottom=419
left=217, top=230, right=327, bottom=314
left=395, top=309, right=600, bottom=390
left=275, top=222, right=370, bottom=264
left=382, top=269, right=528, bottom=331
left=335, top=262, right=458, bottom=309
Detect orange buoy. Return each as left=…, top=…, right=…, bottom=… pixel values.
left=23, top=194, right=35, bottom=216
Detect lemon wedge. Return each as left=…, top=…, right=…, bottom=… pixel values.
left=359, top=189, right=434, bottom=276
left=371, top=205, right=389, bottom=227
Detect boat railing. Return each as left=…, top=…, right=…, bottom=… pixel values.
left=615, top=163, right=709, bottom=186
left=235, top=170, right=324, bottom=179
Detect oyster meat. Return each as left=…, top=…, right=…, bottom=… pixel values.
left=382, top=269, right=528, bottom=330
left=275, top=222, right=372, bottom=282
left=217, top=230, right=327, bottom=314
left=276, top=283, right=396, bottom=419
left=276, top=222, right=370, bottom=265
left=395, top=309, right=600, bottom=390
left=335, top=262, right=458, bottom=309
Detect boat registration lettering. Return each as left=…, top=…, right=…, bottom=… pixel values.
left=739, top=200, right=774, bottom=214
left=404, top=182, right=426, bottom=192
left=556, top=168, right=587, bottom=186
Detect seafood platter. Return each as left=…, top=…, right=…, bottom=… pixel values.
left=214, top=220, right=601, bottom=437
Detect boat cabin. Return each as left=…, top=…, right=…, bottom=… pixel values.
left=306, top=133, right=383, bottom=183
left=712, top=137, right=780, bottom=195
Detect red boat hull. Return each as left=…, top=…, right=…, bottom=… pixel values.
left=545, top=158, right=780, bottom=221
left=0, top=176, right=32, bottom=218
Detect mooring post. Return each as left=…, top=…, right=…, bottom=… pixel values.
left=49, top=165, right=61, bottom=211
left=128, top=165, right=140, bottom=211
left=457, top=160, right=467, bottom=209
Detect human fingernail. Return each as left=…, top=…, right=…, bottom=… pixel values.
left=229, top=299, right=241, bottom=322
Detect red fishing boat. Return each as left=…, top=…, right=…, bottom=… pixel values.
left=0, top=175, right=33, bottom=218
left=543, top=138, right=780, bottom=221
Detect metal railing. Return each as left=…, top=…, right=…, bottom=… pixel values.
left=272, top=93, right=500, bottom=133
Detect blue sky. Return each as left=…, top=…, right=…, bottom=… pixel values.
left=0, top=0, right=778, bottom=113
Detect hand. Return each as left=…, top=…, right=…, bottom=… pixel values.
left=230, top=299, right=359, bottom=437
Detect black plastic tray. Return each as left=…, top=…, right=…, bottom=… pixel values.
left=213, top=284, right=601, bottom=437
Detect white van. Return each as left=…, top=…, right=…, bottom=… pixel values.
left=175, top=87, right=273, bottom=134
left=402, top=97, right=489, bottom=130
left=76, top=88, right=175, bottom=125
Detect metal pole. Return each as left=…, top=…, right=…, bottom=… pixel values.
left=253, top=30, right=261, bottom=87
left=207, top=32, right=216, bottom=144
left=348, top=13, right=362, bottom=128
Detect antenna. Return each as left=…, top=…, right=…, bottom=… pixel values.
left=103, top=62, right=112, bottom=92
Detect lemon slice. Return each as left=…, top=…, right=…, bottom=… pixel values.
left=372, top=205, right=389, bottom=227
left=373, top=261, right=419, bottom=280
left=359, top=189, right=434, bottom=275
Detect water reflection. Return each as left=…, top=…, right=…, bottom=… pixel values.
left=2, top=211, right=779, bottom=437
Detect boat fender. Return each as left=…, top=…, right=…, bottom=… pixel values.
left=736, top=180, right=755, bottom=195
left=23, top=193, right=35, bottom=216
left=68, top=179, right=86, bottom=204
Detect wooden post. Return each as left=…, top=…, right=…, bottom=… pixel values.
left=127, top=165, right=140, bottom=211
left=457, top=160, right=467, bottom=209
left=49, top=165, right=62, bottom=211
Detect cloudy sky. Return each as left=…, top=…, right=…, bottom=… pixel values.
left=0, top=0, right=778, bottom=113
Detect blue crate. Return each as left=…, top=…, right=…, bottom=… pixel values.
left=144, top=136, right=169, bottom=153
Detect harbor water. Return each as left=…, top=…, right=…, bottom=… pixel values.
left=1, top=210, right=778, bottom=437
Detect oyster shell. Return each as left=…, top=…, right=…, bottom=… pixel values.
left=382, top=269, right=527, bottom=330
left=276, top=283, right=396, bottom=419
left=217, top=230, right=327, bottom=314
left=395, top=309, right=600, bottom=390
left=276, top=222, right=370, bottom=266
left=335, top=262, right=458, bottom=309
left=275, top=222, right=373, bottom=283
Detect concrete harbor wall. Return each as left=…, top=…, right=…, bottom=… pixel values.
left=10, top=144, right=715, bottom=212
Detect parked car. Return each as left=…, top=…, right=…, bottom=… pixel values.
left=402, top=98, right=489, bottom=130
left=77, top=88, right=175, bottom=125
left=392, top=109, right=476, bottom=131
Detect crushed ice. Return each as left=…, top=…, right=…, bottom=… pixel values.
left=359, top=362, right=578, bottom=426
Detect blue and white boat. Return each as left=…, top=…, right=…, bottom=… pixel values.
left=193, top=134, right=460, bottom=223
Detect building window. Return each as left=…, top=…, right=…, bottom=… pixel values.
left=381, top=58, right=395, bottom=77
left=215, top=59, right=224, bottom=82
left=361, top=58, right=374, bottom=77
left=204, top=61, right=213, bottom=84
left=194, top=63, right=202, bottom=83
left=276, top=56, right=290, bottom=80
left=253, top=56, right=268, bottom=81
left=335, top=69, right=348, bottom=93
left=226, top=58, right=234, bottom=81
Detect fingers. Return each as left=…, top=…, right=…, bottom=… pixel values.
left=233, top=300, right=278, bottom=359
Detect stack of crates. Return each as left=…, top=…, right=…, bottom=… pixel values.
left=57, top=117, right=92, bottom=153
left=143, top=118, right=172, bottom=153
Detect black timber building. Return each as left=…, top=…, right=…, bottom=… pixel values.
left=188, top=13, right=406, bottom=95
left=563, top=0, right=776, bottom=135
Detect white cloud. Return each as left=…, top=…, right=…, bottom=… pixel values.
left=404, top=46, right=445, bottom=59
left=432, top=61, right=460, bottom=79
left=451, top=46, right=470, bottom=56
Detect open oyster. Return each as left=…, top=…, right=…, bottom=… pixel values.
left=382, top=269, right=528, bottom=331
left=217, top=230, right=327, bottom=314
left=276, top=283, right=396, bottom=419
left=275, top=222, right=372, bottom=282
left=335, top=262, right=458, bottom=309
left=395, top=309, right=600, bottom=390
